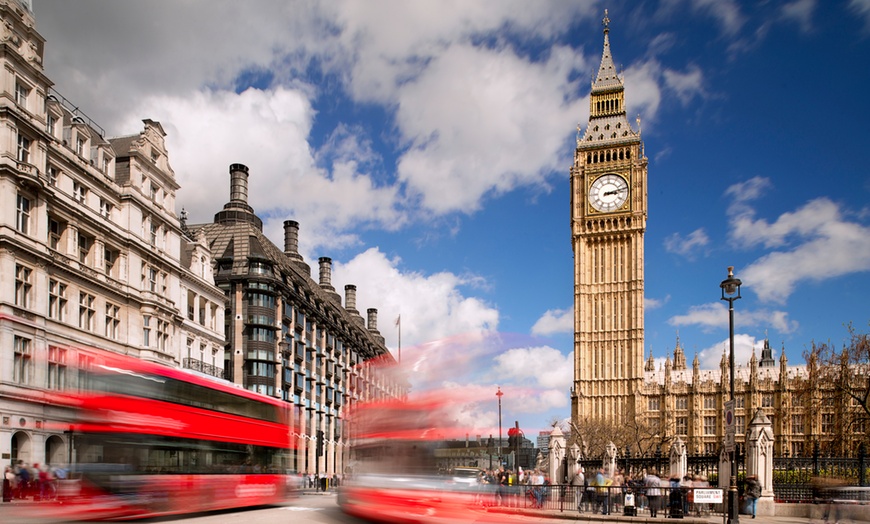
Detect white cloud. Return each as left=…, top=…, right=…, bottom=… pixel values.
left=850, top=0, right=870, bottom=29
left=332, top=248, right=499, bottom=351
left=781, top=0, right=817, bottom=33
left=696, top=334, right=764, bottom=370
left=394, top=43, right=587, bottom=214
left=663, top=64, right=705, bottom=105
left=531, top=308, right=573, bottom=336
left=645, top=295, right=671, bottom=310
left=724, top=178, right=870, bottom=304
left=668, top=302, right=798, bottom=334
left=491, top=346, right=574, bottom=415
left=664, top=228, right=710, bottom=257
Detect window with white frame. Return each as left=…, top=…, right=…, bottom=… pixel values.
left=102, top=156, right=110, bottom=175
left=704, top=416, right=717, bottom=435
left=49, top=278, right=67, bottom=322
left=47, top=165, right=59, bottom=186
left=648, top=396, right=660, bottom=411
left=76, top=137, right=85, bottom=156
left=104, top=247, right=117, bottom=277
left=78, top=292, right=95, bottom=331
left=16, top=193, right=31, bottom=234
left=48, top=346, right=67, bottom=390
left=149, top=222, right=158, bottom=246
left=46, top=114, right=57, bottom=136
left=676, top=396, right=688, bottom=410
left=78, top=232, right=93, bottom=264
left=157, top=319, right=169, bottom=351
left=15, top=80, right=30, bottom=107
left=148, top=267, right=158, bottom=292
left=704, top=396, right=717, bottom=409
left=13, top=335, right=32, bottom=385
left=99, top=198, right=113, bottom=219
left=736, top=415, right=745, bottom=434
left=821, top=413, right=834, bottom=434
left=14, top=264, right=33, bottom=308
left=48, top=216, right=64, bottom=250
left=143, top=315, right=151, bottom=347
left=73, top=181, right=88, bottom=203
left=792, top=414, right=804, bottom=435
left=17, top=133, right=31, bottom=163
left=105, top=303, right=120, bottom=340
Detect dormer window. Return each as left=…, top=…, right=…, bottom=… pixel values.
left=46, top=114, right=57, bottom=136
left=76, top=137, right=85, bottom=156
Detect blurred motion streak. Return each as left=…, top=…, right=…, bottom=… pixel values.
left=16, top=348, right=297, bottom=521
left=338, top=387, right=505, bottom=523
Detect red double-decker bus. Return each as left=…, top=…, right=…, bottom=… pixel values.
left=40, top=348, right=297, bottom=520
left=338, top=389, right=507, bottom=524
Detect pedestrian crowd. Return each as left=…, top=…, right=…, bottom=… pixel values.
left=2, top=460, right=67, bottom=503
left=569, top=465, right=713, bottom=518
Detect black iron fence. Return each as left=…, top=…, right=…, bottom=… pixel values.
left=571, top=442, right=867, bottom=504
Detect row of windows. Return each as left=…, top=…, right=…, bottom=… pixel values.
left=13, top=336, right=71, bottom=390
left=585, top=147, right=631, bottom=164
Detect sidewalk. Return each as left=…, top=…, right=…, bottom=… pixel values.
left=488, top=505, right=867, bottom=523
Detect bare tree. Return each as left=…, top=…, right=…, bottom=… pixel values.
left=798, top=322, right=870, bottom=455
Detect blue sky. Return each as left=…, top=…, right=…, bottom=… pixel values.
left=33, top=0, right=870, bottom=438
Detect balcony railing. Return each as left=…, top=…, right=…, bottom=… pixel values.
left=183, top=357, right=224, bottom=380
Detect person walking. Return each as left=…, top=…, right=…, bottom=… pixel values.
left=644, top=468, right=662, bottom=517
left=745, top=475, right=761, bottom=519
left=572, top=466, right=585, bottom=511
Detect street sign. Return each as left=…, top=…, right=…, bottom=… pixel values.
left=724, top=400, right=735, bottom=436
left=694, top=488, right=724, bottom=504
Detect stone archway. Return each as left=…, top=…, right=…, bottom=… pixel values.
left=11, top=431, right=32, bottom=465
left=45, top=435, right=66, bottom=466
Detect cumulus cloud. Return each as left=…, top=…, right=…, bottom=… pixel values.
left=668, top=302, right=798, bottom=334
left=531, top=308, right=573, bottom=336
left=664, top=228, right=710, bottom=257
left=724, top=178, right=870, bottom=304
left=696, top=334, right=764, bottom=370
left=395, top=43, right=587, bottom=214
left=332, top=248, right=499, bottom=351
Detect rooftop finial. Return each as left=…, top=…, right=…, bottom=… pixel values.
left=603, top=9, right=610, bottom=33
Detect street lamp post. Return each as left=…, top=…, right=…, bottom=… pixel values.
left=496, top=387, right=504, bottom=465
left=720, top=266, right=742, bottom=524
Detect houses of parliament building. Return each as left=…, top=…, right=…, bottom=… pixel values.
left=570, top=12, right=864, bottom=458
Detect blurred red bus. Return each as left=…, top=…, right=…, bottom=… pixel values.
left=42, top=349, right=296, bottom=520
left=338, top=390, right=502, bottom=524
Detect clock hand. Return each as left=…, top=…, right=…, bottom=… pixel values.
left=603, top=188, right=626, bottom=196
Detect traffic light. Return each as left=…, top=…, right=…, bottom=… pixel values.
left=507, top=427, right=519, bottom=449
left=316, top=430, right=324, bottom=456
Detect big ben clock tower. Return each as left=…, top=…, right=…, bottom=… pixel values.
left=571, top=11, right=648, bottom=427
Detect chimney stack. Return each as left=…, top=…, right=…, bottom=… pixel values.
left=345, top=285, right=359, bottom=315
left=229, top=163, right=249, bottom=206
left=367, top=308, right=378, bottom=332
left=283, top=220, right=303, bottom=261
left=318, top=257, right=336, bottom=292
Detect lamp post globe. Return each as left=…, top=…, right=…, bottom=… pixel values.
left=720, top=266, right=742, bottom=524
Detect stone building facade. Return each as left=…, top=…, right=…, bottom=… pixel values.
left=0, top=0, right=400, bottom=476
left=190, top=163, right=402, bottom=477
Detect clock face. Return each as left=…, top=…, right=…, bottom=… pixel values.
left=588, top=173, right=629, bottom=212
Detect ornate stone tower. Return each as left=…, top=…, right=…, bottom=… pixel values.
left=571, top=11, right=648, bottom=426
